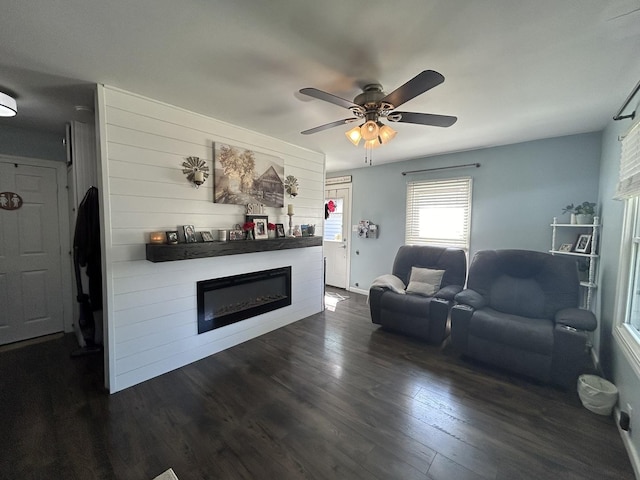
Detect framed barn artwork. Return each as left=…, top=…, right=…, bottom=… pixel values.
left=213, top=143, right=284, bottom=207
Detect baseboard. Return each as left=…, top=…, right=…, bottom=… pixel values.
left=347, top=286, right=368, bottom=296
left=614, top=407, right=640, bottom=479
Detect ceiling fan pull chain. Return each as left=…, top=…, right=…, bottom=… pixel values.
left=365, top=145, right=373, bottom=166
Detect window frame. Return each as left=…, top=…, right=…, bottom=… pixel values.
left=614, top=196, right=640, bottom=378
left=613, top=119, right=640, bottom=378
left=323, top=197, right=344, bottom=243
left=405, top=176, right=472, bottom=251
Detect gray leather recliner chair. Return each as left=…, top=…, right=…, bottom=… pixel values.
left=450, top=249, right=597, bottom=387
left=369, top=245, right=467, bottom=344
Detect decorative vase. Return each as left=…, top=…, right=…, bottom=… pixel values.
left=570, top=213, right=577, bottom=225
left=246, top=230, right=254, bottom=240
left=576, top=214, right=593, bottom=225
left=268, top=230, right=276, bottom=239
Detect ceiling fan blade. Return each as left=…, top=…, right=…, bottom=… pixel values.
left=381, top=70, right=445, bottom=108
left=392, top=111, right=457, bottom=127
left=299, top=88, right=360, bottom=110
left=301, top=118, right=359, bottom=135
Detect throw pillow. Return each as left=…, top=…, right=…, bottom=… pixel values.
left=406, top=267, right=445, bottom=296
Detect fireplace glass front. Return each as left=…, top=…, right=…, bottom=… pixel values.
left=197, top=266, right=291, bottom=334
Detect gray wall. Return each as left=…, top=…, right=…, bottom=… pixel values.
left=595, top=119, right=627, bottom=367
left=331, top=132, right=602, bottom=291
left=0, top=125, right=66, bottom=162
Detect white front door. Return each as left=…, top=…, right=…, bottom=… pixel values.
left=324, top=185, right=351, bottom=289
left=0, top=161, right=64, bottom=345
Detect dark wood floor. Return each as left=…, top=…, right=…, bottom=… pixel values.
left=0, top=289, right=634, bottom=480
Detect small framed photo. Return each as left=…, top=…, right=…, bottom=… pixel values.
left=229, top=229, right=244, bottom=241
left=275, top=223, right=286, bottom=238
left=254, top=218, right=268, bottom=240
left=573, top=234, right=592, bottom=253
left=201, top=231, right=215, bottom=242
left=166, top=231, right=178, bottom=244
left=558, top=243, right=573, bottom=252
left=183, top=225, right=197, bottom=243
left=246, top=215, right=268, bottom=240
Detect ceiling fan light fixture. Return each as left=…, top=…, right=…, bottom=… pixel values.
left=361, top=120, right=379, bottom=141
left=0, top=92, right=17, bottom=117
left=364, top=138, right=382, bottom=149
left=378, top=123, right=397, bottom=144
left=345, top=125, right=363, bottom=146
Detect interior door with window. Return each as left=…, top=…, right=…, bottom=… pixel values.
left=0, top=161, right=64, bottom=345
left=324, top=185, right=351, bottom=289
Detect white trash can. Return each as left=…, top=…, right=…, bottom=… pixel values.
left=577, top=374, right=618, bottom=416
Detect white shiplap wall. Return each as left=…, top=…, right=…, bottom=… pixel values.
left=97, top=86, right=325, bottom=392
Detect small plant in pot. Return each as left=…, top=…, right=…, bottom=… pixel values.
left=563, top=202, right=596, bottom=224
left=267, top=222, right=276, bottom=239
left=574, top=202, right=596, bottom=224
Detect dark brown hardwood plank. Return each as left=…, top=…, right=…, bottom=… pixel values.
left=0, top=287, right=634, bottom=479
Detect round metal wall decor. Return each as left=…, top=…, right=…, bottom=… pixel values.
left=0, top=192, right=23, bottom=210
left=181, top=156, right=209, bottom=183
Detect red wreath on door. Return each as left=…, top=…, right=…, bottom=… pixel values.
left=325, top=199, right=336, bottom=219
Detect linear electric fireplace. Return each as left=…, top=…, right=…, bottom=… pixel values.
left=197, top=266, right=292, bottom=334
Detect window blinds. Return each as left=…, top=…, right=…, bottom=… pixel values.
left=405, top=177, right=472, bottom=249
left=617, top=120, right=640, bottom=199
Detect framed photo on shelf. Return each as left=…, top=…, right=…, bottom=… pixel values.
left=183, top=225, right=197, bottom=243
left=165, top=231, right=178, bottom=244
left=275, top=223, right=286, bottom=237
left=558, top=243, right=573, bottom=252
left=229, top=229, right=244, bottom=241
left=573, top=234, right=592, bottom=253
left=246, top=215, right=268, bottom=240
left=201, top=231, right=215, bottom=242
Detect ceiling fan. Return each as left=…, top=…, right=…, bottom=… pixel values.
left=299, top=70, right=457, bottom=150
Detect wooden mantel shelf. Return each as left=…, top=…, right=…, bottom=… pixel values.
left=146, top=236, right=323, bottom=262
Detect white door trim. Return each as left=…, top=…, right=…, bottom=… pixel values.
left=0, top=154, right=73, bottom=334
left=324, top=183, right=352, bottom=290
left=343, top=183, right=352, bottom=291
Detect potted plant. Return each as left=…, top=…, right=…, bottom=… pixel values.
left=267, top=222, right=276, bottom=239
left=562, top=202, right=596, bottom=224
left=575, top=201, right=596, bottom=224
left=242, top=221, right=255, bottom=240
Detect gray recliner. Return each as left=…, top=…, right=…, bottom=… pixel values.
left=450, top=249, right=597, bottom=387
left=369, top=245, right=467, bottom=344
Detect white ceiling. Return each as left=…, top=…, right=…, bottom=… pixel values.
left=0, top=0, right=639, bottom=172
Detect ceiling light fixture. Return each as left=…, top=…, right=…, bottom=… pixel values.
left=74, top=105, right=93, bottom=113
left=378, top=123, right=397, bottom=144
left=361, top=120, right=379, bottom=141
left=345, top=125, right=362, bottom=146
left=345, top=119, right=397, bottom=165
left=345, top=120, right=397, bottom=147
left=301, top=71, right=458, bottom=166
left=0, top=92, right=17, bottom=117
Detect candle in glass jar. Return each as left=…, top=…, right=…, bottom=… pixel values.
left=149, top=231, right=165, bottom=244
left=287, top=204, right=294, bottom=215
left=194, top=170, right=204, bottom=183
